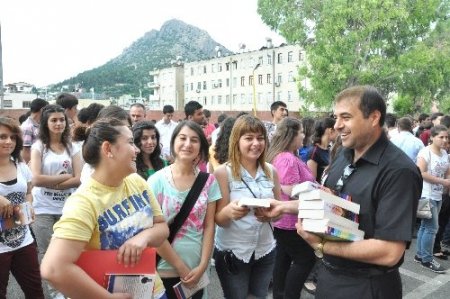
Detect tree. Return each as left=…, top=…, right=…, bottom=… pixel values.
left=258, top=0, right=450, bottom=111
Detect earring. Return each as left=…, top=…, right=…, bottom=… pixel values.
left=108, top=153, right=114, bottom=158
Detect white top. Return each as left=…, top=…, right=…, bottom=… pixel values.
left=155, top=119, right=178, bottom=158
left=418, top=146, right=450, bottom=201
left=215, top=163, right=276, bottom=263
left=31, top=140, right=80, bottom=214
left=211, top=127, right=221, bottom=145
left=390, top=131, right=424, bottom=162
left=0, top=162, right=34, bottom=253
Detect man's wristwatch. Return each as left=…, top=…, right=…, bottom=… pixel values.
left=314, top=239, right=326, bottom=258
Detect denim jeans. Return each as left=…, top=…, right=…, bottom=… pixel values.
left=214, top=248, right=275, bottom=299
left=272, top=228, right=315, bottom=299
left=416, top=199, right=442, bottom=263
left=31, top=214, right=63, bottom=299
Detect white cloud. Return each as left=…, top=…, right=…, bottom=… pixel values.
left=1, top=0, right=285, bottom=87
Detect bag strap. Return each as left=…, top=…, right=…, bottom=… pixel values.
left=167, top=171, right=209, bottom=244
left=241, top=178, right=273, bottom=232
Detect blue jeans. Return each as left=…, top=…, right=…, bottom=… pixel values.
left=416, top=199, right=442, bottom=263
left=214, top=248, right=275, bottom=299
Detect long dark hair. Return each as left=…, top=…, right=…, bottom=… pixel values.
left=39, top=104, right=72, bottom=155
left=312, top=117, right=336, bottom=144
left=214, top=117, right=236, bottom=164
left=0, top=117, right=23, bottom=163
left=170, top=121, right=209, bottom=163
left=267, top=117, right=302, bottom=162
left=132, top=121, right=164, bottom=179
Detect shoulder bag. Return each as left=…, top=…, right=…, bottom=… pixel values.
left=417, top=149, right=432, bottom=219
left=156, top=171, right=210, bottom=264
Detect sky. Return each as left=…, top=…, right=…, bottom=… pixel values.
left=0, top=0, right=286, bottom=87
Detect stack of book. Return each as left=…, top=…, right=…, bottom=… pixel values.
left=291, top=182, right=364, bottom=241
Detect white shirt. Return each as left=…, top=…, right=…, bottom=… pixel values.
left=211, top=127, right=221, bottom=145
left=155, top=119, right=178, bottom=158
left=215, top=163, right=276, bottom=262
left=418, top=146, right=449, bottom=201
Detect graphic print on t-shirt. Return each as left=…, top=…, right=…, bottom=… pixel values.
left=0, top=192, right=27, bottom=248
left=99, top=190, right=154, bottom=249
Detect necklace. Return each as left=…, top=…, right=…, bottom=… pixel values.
left=169, top=164, right=197, bottom=190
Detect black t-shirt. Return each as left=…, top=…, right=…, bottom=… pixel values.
left=307, top=145, right=330, bottom=182
left=323, top=133, right=422, bottom=270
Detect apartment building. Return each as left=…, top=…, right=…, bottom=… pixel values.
left=149, top=43, right=308, bottom=112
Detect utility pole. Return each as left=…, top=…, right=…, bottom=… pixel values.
left=0, top=23, right=4, bottom=109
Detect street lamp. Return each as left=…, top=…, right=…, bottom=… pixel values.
left=252, top=63, right=260, bottom=116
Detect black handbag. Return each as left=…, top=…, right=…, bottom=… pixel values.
left=156, top=171, right=209, bottom=264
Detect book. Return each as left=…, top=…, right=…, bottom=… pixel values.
left=75, top=248, right=156, bottom=288
left=293, top=188, right=360, bottom=214
left=298, top=201, right=359, bottom=222
left=173, top=272, right=210, bottom=299
left=291, top=181, right=323, bottom=194
left=298, top=209, right=359, bottom=230
left=302, top=218, right=365, bottom=241
left=237, top=198, right=270, bottom=208
left=106, top=274, right=155, bottom=298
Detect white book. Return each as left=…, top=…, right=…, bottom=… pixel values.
left=237, top=198, right=270, bottom=208
left=298, top=209, right=359, bottom=230
left=293, top=189, right=360, bottom=214
left=106, top=274, right=155, bottom=298
left=291, top=181, right=323, bottom=194
left=302, top=218, right=365, bottom=241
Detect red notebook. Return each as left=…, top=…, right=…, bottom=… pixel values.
left=75, top=248, right=156, bottom=288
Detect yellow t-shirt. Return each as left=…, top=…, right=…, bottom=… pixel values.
left=53, top=173, right=165, bottom=297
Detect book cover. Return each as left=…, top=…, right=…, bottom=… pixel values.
left=291, top=181, right=323, bottom=194
left=173, top=272, right=210, bottom=299
left=302, top=218, right=364, bottom=241
left=237, top=198, right=270, bottom=208
left=75, top=248, right=156, bottom=288
left=294, top=189, right=360, bottom=214
left=298, top=202, right=359, bottom=223
left=106, top=274, right=155, bottom=298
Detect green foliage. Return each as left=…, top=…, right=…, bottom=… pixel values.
left=258, top=0, right=450, bottom=110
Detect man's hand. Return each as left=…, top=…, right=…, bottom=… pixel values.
left=295, top=219, right=322, bottom=250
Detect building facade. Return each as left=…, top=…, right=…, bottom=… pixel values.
left=148, top=43, right=307, bottom=112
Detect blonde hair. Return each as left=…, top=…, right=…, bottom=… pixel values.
left=228, top=115, right=271, bottom=180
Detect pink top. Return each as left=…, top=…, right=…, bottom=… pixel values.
left=272, top=151, right=315, bottom=230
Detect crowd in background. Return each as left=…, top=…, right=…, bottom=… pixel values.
left=0, top=87, right=449, bottom=299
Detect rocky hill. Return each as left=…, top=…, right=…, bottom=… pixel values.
left=51, top=19, right=232, bottom=98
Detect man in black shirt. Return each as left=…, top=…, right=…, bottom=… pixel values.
left=262, top=86, right=422, bottom=299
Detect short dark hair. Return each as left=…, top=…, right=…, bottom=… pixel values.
left=418, top=113, right=429, bottom=122
left=55, top=93, right=78, bottom=110
left=440, top=115, right=450, bottom=129
left=203, top=109, right=211, bottom=118
left=397, top=117, right=413, bottom=132
left=430, top=125, right=448, bottom=137
left=385, top=113, right=397, bottom=128
left=270, top=101, right=287, bottom=116
left=170, top=121, right=209, bottom=163
left=217, top=113, right=228, bottom=124
left=335, top=85, right=386, bottom=126
left=163, top=105, right=174, bottom=114
left=30, top=98, right=49, bottom=113
left=184, top=101, right=203, bottom=118
left=130, top=103, right=146, bottom=111
left=431, top=112, right=444, bottom=121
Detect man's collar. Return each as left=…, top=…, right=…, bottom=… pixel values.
left=343, top=132, right=389, bottom=165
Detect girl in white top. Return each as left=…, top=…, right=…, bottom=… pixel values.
left=213, top=114, right=281, bottom=299
left=415, top=125, right=450, bottom=273
left=30, top=104, right=82, bottom=298
left=0, top=117, right=44, bottom=298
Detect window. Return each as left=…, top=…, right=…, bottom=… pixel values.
left=258, top=74, right=263, bottom=85
left=277, top=91, right=282, bottom=101
left=203, top=81, right=207, bottom=90
left=267, top=54, right=272, bottom=65
left=258, top=92, right=263, bottom=104
left=218, top=79, right=223, bottom=88
left=218, top=95, right=222, bottom=105
left=226, top=95, right=230, bottom=105
left=241, top=76, right=245, bottom=86
left=232, top=77, right=237, bottom=88
left=249, top=75, right=254, bottom=86
left=226, top=78, right=230, bottom=87
left=288, top=51, right=293, bottom=62
left=203, top=66, right=207, bottom=74
left=218, top=63, right=222, bottom=72
left=190, top=67, right=194, bottom=76
left=233, top=94, right=237, bottom=105
left=197, top=82, right=202, bottom=91
left=212, top=80, right=216, bottom=89
left=3, top=100, right=12, bottom=108
left=241, top=93, right=246, bottom=104
left=288, top=91, right=293, bottom=102
left=267, top=92, right=272, bottom=103
left=185, top=84, right=189, bottom=91
left=258, top=56, right=263, bottom=65
left=299, top=51, right=304, bottom=61
left=288, top=71, right=294, bottom=82
left=190, top=83, right=194, bottom=91
left=211, top=64, right=216, bottom=73
left=277, top=73, right=282, bottom=84
left=226, top=63, right=230, bottom=71
left=211, top=96, right=215, bottom=105
left=267, top=74, right=271, bottom=84
left=277, top=53, right=283, bottom=64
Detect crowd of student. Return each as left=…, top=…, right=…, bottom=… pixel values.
left=0, top=86, right=448, bottom=299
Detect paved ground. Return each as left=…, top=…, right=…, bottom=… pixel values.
left=7, top=238, right=450, bottom=298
